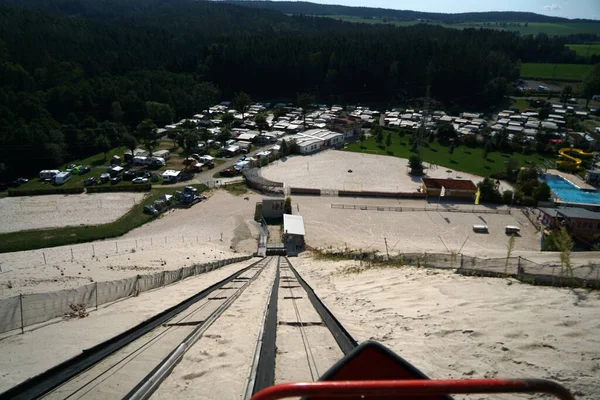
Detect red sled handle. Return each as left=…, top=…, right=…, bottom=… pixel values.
left=250, top=378, right=575, bottom=400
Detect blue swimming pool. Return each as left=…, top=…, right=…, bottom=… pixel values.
left=541, top=174, right=600, bottom=205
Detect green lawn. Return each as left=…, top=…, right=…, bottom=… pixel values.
left=318, top=16, right=600, bottom=36
left=509, top=98, right=531, bottom=112
left=567, top=43, right=600, bottom=58
left=520, top=63, right=593, bottom=81
left=0, top=184, right=207, bottom=253
left=345, top=132, right=552, bottom=177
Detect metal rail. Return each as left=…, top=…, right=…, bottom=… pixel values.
left=126, top=257, right=272, bottom=400
left=1, top=257, right=269, bottom=400
left=247, top=256, right=359, bottom=398
left=286, top=257, right=358, bottom=355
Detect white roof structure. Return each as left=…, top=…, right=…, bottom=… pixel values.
left=283, top=214, right=305, bottom=236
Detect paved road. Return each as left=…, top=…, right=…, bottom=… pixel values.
left=167, top=144, right=273, bottom=188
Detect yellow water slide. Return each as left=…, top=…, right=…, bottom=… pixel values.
left=557, top=147, right=594, bottom=170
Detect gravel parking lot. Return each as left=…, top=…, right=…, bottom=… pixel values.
left=294, top=196, right=541, bottom=256
left=0, top=193, right=146, bottom=233
left=260, top=150, right=513, bottom=192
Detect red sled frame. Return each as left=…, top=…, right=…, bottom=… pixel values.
left=250, top=378, right=575, bottom=400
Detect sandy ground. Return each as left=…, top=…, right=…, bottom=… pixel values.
left=293, top=196, right=541, bottom=256
left=0, top=258, right=255, bottom=393
left=0, top=242, right=239, bottom=299
left=292, top=255, right=600, bottom=400
left=0, top=190, right=262, bottom=298
left=260, top=150, right=514, bottom=193
left=0, top=193, right=145, bottom=233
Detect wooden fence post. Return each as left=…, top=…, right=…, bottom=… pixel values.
left=19, top=294, right=24, bottom=334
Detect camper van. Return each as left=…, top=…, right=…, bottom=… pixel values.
left=40, top=170, right=60, bottom=180
left=505, top=225, right=520, bottom=235
left=54, top=171, right=71, bottom=185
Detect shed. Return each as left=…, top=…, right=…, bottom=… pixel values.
left=262, top=198, right=285, bottom=220
left=283, top=214, right=305, bottom=254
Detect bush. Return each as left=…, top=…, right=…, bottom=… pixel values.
left=490, top=171, right=509, bottom=181
left=86, top=184, right=151, bottom=193
left=502, top=190, right=514, bottom=204
left=521, top=196, right=537, bottom=206
left=8, top=187, right=85, bottom=196
left=284, top=197, right=292, bottom=214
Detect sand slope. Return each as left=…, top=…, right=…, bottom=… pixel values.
left=292, top=255, right=600, bottom=399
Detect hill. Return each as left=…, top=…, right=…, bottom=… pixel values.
left=0, top=0, right=586, bottom=181
left=223, top=1, right=573, bottom=23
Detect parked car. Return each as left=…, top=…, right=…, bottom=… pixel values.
left=100, top=173, right=111, bottom=183
left=84, top=177, right=98, bottom=186
left=220, top=168, right=238, bottom=177
left=123, top=170, right=137, bottom=181
left=184, top=186, right=197, bottom=194
left=132, top=177, right=149, bottom=184
left=143, top=205, right=158, bottom=215
left=79, top=166, right=91, bottom=175
left=138, top=171, right=151, bottom=178
left=16, top=177, right=29, bottom=184
left=110, top=176, right=122, bottom=185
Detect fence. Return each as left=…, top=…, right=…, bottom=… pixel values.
left=243, top=168, right=284, bottom=195
left=0, top=234, right=230, bottom=273
left=331, top=203, right=511, bottom=214
left=0, top=256, right=251, bottom=335
left=316, top=249, right=600, bottom=290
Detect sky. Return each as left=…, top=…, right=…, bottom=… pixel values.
left=287, top=0, right=600, bottom=20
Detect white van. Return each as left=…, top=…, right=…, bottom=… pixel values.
left=40, top=170, right=60, bottom=180
left=472, top=224, right=489, bottom=233
left=505, top=225, right=520, bottom=235
left=54, top=171, right=71, bottom=185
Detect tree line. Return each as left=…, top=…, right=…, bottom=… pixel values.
left=0, top=0, right=587, bottom=180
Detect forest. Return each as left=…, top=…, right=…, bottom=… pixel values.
left=0, top=0, right=585, bottom=181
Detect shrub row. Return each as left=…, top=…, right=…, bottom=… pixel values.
left=86, top=184, right=152, bottom=193
left=8, top=187, right=85, bottom=196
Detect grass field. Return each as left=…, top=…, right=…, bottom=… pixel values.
left=520, top=63, right=593, bottom=81
left=345, top=131, right=552, bottom=177
left=0, top=184, right=208, bottom=253
left=567, top=43, right=600, bottom=58
left=320, top=15, right=600, bottom=36
left=509, top=98, right=531, bottom=112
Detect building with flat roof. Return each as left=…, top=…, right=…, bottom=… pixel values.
left=262, top=198, right=285, bottom=220
left=421, top=178, right=477, bottom=199
left=538, top=207, right=600, bottom=239
left=283, top=214, right=305, bottom=255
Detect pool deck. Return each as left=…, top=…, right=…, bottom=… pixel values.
left=545, top=169, right=596, bottom=190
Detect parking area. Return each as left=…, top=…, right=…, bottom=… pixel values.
left=0, top=192, right=146, bottom=233
left=293, top=196, right=541, bottom=256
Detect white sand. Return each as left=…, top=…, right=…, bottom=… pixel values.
left=0, top=193, right=145, bottom=233
left=260, top=150, right=514, bottom=192
left=291, top=255, right=600, bottom=400
left=293, top=196, right=541, bottom=255
left=0, top=190, right=261, bottom=298
left=0, top=258, right=255, bottom=393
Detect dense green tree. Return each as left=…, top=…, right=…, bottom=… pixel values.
left=477, top=177, right=502, bottom=203
left=233, top=92, right=252, bottom=119
left=560, top=86, right=573, bottom=106
left=583, top=64, right=600, bottom=108
left=135, top=119, right=160, bottom=156
left=255, top=113, right=268, bottom=133
left=533, top=182, right=551, bottom=201
left=221, top=112, right=235, bottom=126
left=146, top=102, right=174, bottom=126
left=95, top=135, right=111, bottom=160
left=297, top=92, right=315, bottom=129
left=437, top=122, right=457, bottom=144
left=123, top=134, right=138, bottom=157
